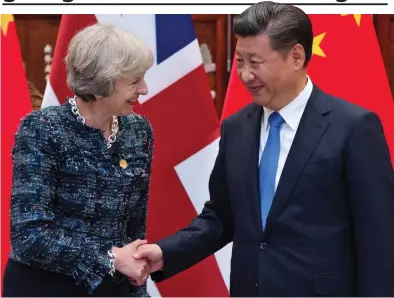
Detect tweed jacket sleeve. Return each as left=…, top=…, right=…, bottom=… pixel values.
left=126, top=119, right=153, bottom=297
left=127, top=117, right=153, bottom=241
left=9, top=111, right=112, bottom=293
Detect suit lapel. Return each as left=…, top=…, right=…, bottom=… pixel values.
left=264, top=86, right=332, bottom=236
left=242, top=104, right=264, bottom=235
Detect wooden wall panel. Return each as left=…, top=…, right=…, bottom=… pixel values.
left=192, top=14, right=228, bottom=116
left=14, top=15, right=61, bottom=108
left=374, top=15, right=392, bottom=97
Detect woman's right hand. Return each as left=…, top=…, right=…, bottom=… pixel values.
left=112, top=239, right=150, bottom=286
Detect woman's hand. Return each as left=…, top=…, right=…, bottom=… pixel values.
left=112, top=239, right=150, bottom=286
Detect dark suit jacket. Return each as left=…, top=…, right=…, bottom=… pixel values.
left=151, top=85, right=394, bottom=296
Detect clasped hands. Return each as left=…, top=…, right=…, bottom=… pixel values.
left=111, top=239, right=163, bottom=286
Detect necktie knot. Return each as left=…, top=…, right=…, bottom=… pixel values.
left=269, top=112, right=284, bottom=128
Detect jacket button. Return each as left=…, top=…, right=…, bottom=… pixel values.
left=260, top=242, right=267, bottom=250
left=255, top=282, right=259, bottom=287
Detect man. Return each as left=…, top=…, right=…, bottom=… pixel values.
left=133, top=1, right=394, bottom=296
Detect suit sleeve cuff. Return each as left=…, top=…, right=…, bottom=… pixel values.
left=150, top=238, right=181, bottom=281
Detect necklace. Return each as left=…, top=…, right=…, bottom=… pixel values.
left=69, top=96, right=119, bottom=148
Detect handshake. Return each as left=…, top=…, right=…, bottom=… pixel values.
left=111, top=239, right=163, bottom=286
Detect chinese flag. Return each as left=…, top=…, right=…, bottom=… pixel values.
left=1, top=14, right=32, bottom=276
left=221, top=14, right=394, bottom=164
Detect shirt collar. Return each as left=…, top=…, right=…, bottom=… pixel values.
left=262, top=75, right=313, bottom=132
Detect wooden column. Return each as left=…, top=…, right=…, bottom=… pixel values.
left=374, top=15, right=393, bottom=98
left=192, top=14, right=228, bottom=117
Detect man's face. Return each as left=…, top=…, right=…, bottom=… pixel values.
left=235, top=34, right=301, bottom=109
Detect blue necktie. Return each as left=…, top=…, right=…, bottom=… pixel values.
left=259, top=112, right=284, bottom=230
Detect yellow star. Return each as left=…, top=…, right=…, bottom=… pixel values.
left=341, top=14, right=361, bottom=27
left=1, top=14, right=14, bottom=36
left=312, top=32, right=326, bottom=58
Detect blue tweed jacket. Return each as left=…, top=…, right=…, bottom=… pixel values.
left=8, top=100, right=153, bottom=296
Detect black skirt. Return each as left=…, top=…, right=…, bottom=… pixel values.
left=2, top=259, right=130, bottom=297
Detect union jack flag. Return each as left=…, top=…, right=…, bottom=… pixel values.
left=42, top=14, right=231, bottom=297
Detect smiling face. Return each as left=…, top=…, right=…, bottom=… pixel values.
left=235, top=33, right=306, bottom=110
left=65, top=23, right=154, bottom=116
left=102, top=74, right=148, bottom=116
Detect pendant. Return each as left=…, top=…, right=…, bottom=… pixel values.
left=119, top=159, right=128, bottom=169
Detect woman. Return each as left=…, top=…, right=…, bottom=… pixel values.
left=3, top=23, right=154, bottom=297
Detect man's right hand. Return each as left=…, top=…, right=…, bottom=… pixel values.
left=133, top=244, right=164, bottom=273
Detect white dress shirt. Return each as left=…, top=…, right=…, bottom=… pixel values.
left=258, top=76, right=313, bottom=191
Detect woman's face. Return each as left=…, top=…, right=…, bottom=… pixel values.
left=105, top=74, right=148, bottom=116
